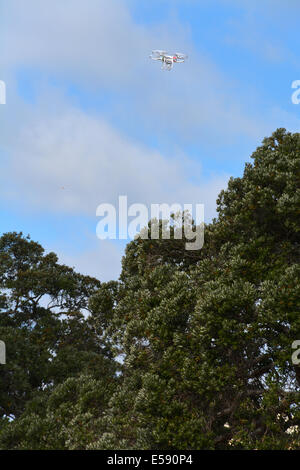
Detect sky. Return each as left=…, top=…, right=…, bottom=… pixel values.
left=1, top=0, right=300, bottom=281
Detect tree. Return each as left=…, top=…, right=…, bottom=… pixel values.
left=0, top=374, right=116, bottom=450
left=1, top=129, right=299, bottom=450
left=88, top=129, right=300, bottom=450
left=0, top=232, right=117, bottom=422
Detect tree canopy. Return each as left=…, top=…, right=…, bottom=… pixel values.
left=0, top=128, right=299, bottom=449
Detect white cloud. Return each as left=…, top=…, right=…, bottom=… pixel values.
left=1, top=93, right=228, bottom=222
left=0, top=0, right=186, bottom=86
left=0, top=88, right=228, bottom=283
left=2, top=0, right=300, bottom=282
left=1, top=0, right=300, bottom=223
left=55, top=240, right=123, bottom=282
left=0, top=0, right=273, bottom=142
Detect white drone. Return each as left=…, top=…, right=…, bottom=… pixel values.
left=149, top=50, right=188, bottom=70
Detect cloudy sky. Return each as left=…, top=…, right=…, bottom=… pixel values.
left=1, top=0, right=300, bottom=280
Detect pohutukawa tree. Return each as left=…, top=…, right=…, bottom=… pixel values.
left=0, top=232, right=117, bottom=448
left=88, top=129, right=300, bottom=450
left=0, top=129, right=299, bottom=449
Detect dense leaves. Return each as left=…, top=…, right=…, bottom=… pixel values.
left=0, top=129, right=299, bottom=449
left=0, top=233, right=117, bottom=426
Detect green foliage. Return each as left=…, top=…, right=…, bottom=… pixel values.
left=0, top=232, right=117, bottom=446
left=0, top=375, right=116, bottom=449
left=88, top=129, right=300, bottom=450
left=0, top=129, right=299, bottom=449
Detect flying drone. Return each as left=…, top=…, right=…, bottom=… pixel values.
left=149, top=50, right=188, bottom=70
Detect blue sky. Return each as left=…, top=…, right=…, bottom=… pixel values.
left=1, top=0, right=300, bottom=281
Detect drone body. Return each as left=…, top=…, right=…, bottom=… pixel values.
left=149, top=50, right=188, bottom=70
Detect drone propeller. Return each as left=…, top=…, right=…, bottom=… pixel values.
left=175, top=52, right=188, bottom=59
left=151, top=50, right=167, bottom=55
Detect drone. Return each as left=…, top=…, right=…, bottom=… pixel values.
left=149, top=50, right=188, bottom=70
